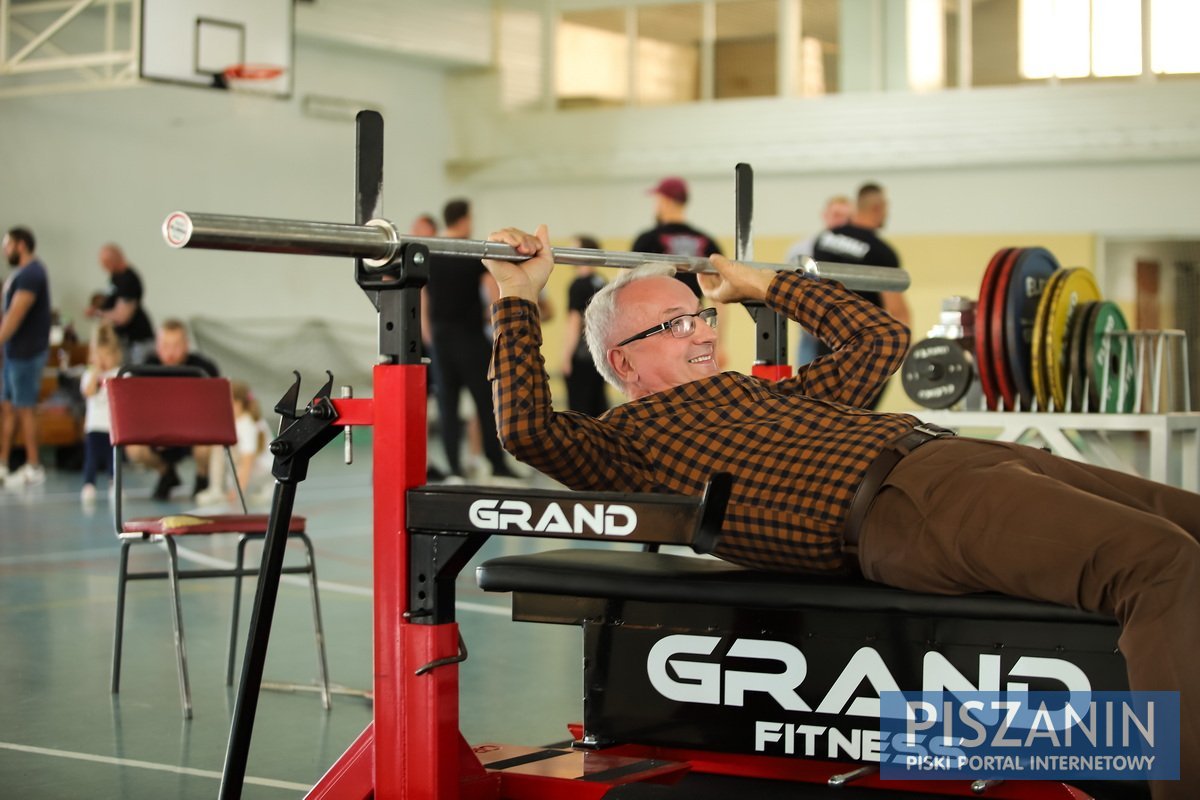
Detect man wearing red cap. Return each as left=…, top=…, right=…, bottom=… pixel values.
left=631, top=177, right=722, bottom=298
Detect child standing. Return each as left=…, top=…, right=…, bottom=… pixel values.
left=80, top=324, right=122, bottom=502
left=197, top=380, right=273, bottom=505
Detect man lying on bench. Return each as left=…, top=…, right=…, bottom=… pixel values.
left=481, top=226, right=1199, bottom=799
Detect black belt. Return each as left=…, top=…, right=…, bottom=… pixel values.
left=844, top=423, right=955, bottom=548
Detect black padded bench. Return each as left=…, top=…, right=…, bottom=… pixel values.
left=477, top=547, right=1126, bottom=763
left=477, top=548, right=1117, bottom=625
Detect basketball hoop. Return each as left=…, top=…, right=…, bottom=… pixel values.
left=222, top=63, right=285, bottom=93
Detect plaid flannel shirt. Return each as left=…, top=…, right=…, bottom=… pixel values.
left=489, top=270, right=918, bottom=573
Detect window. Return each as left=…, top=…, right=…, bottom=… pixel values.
left=556, top=8, right=630, bottom=108
left=1019, top=0, right=1141, bottom=80
left=635, top=3, right=703, bottom=105
left=714, top=0, right=778, bottom=99
left=1151, top=0, right=1200, bottom=74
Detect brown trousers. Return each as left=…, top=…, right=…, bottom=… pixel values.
left=857, top=438, right=1200, bottom=800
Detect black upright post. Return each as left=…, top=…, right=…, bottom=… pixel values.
left=218, top=482, right=301, bottom=800
left=735, top=163, right=788, bottom=368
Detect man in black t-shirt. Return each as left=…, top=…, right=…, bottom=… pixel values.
left=130, top=319, right=221, bottom=499
left=423, top=199, right=516, bottom=481
left=809, top=182, right=911, bottom=408
left=87, top=244, right=155, bottom=364
left=561, top=236, right=609, bottom=417
left=631, top=177, right=722, bottom=299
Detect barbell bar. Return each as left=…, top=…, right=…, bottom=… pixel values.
left=162, top=210, right=910, bottom=293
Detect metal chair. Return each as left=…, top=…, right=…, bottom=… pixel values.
left=107, top=366, right=330, bottom=718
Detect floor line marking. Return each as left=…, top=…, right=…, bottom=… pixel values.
left=0, top=741, right=310, bottom=791
left=171, top=544, right=511, bottom=616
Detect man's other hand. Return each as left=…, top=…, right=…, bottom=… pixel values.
left=697, top=254, right=774, bottom=304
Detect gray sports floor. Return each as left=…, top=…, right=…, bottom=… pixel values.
left=0, top=441, right=583, bottom=798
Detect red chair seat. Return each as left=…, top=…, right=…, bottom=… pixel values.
left=122, top=514, right=307, bottom=536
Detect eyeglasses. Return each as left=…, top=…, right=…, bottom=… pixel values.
left=615, top=307, right=718, bottom=347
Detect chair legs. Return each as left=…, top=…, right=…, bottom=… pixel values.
left=116, top=533, right=328, bottom=718
left=163, top=538, right=194, bottom=720
left=226, top=535, right=251, bottom=686
left=226, top=534, right=332, bottom=710
left=298, top=532, right=332, bottom=710
left=111, top=541, right=132, bottom=694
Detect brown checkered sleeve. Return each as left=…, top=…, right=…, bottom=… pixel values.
left=765, top=271, right=910, bottom=407
left=489, top=298, right=648, bottom=493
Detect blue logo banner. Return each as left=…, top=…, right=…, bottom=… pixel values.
left=879, top=691, right=1179, bottom=781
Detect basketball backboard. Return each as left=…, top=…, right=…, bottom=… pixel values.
left=140, top=0, right=293, bottom=97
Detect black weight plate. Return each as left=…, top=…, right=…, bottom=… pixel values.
left=902, top=337, right=975, bottom=410
left=1068, top=301, right=1097, bottom=412
left=1002, top=247, right=1059, bottom=410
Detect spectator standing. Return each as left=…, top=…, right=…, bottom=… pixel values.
left=785, top=195, right=853, bottom=266
left=86, top=243, right=155, bottom=364
left=786, top=195, right=853, bottom=367
left=810, top=183, right=912, bottom=407
left=131, top=319, right=220, bottom=499
left=561, top=235, right=609, bottom=416
left=79, top=323, right=122, bottom=503
left=0, top=226, right=52, bottom=487
left=425, top=199, right=515, bottom=480
left=631, top=177, right=722, bottom=299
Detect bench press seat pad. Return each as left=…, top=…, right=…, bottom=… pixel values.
left=476, top=548, right=1115, bottom=626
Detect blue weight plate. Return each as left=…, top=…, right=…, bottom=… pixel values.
left=1002, top=247, right=1060, bottom=410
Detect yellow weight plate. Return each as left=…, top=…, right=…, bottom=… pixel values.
left=1045, top=268, right=1101, bottom=412
left=1030, top=270, right=1067, bottom=411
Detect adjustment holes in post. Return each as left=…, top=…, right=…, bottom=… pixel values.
left=417, top=591, right=427, bottom=601
left=385, top=321, right=394, bottom=331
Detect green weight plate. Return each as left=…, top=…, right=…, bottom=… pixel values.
left=1045, top=268, right=1101, bottom=412
left=1086, top=301, right=1135, bottom=413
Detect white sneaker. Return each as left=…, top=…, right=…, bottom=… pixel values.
left=81, top=484, right=97, bottom=503
left=194, top=487, right=226, bottom=506
left=6, top=463, right=45, bottom=488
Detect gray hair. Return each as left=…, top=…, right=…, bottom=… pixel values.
left=584, top=262, right=678, bottom=390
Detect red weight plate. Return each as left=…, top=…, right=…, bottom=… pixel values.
left=975, top=248, right=1014, bottom=411
left=988, top=248, right=1024, bottom=411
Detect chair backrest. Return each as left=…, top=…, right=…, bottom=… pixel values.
left=108, top=375, right=238, bottom=448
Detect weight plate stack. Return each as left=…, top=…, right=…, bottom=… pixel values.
left=1002, top=248, right=1060, bottom=411
left=975, top=248, right=1014, bottom=411
left=902, top=337, right=975, bottom=409
left=1087, top=301, right=1136, bottom=413
left=1045, top=269, right=1101, bottom=412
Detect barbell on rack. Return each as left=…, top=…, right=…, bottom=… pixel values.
left=161, top=210, right=910, bottom=294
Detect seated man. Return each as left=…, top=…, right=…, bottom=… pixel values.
left=126, top=318, right=220, bottom=500
left=482, top=226, right=1198, bottom=799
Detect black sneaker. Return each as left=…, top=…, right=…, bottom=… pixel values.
left=426, top=464, right=447, bottom=482
left=152, top=466, right=182, bottom=500
left=192, top=475, right=210, bottom=497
